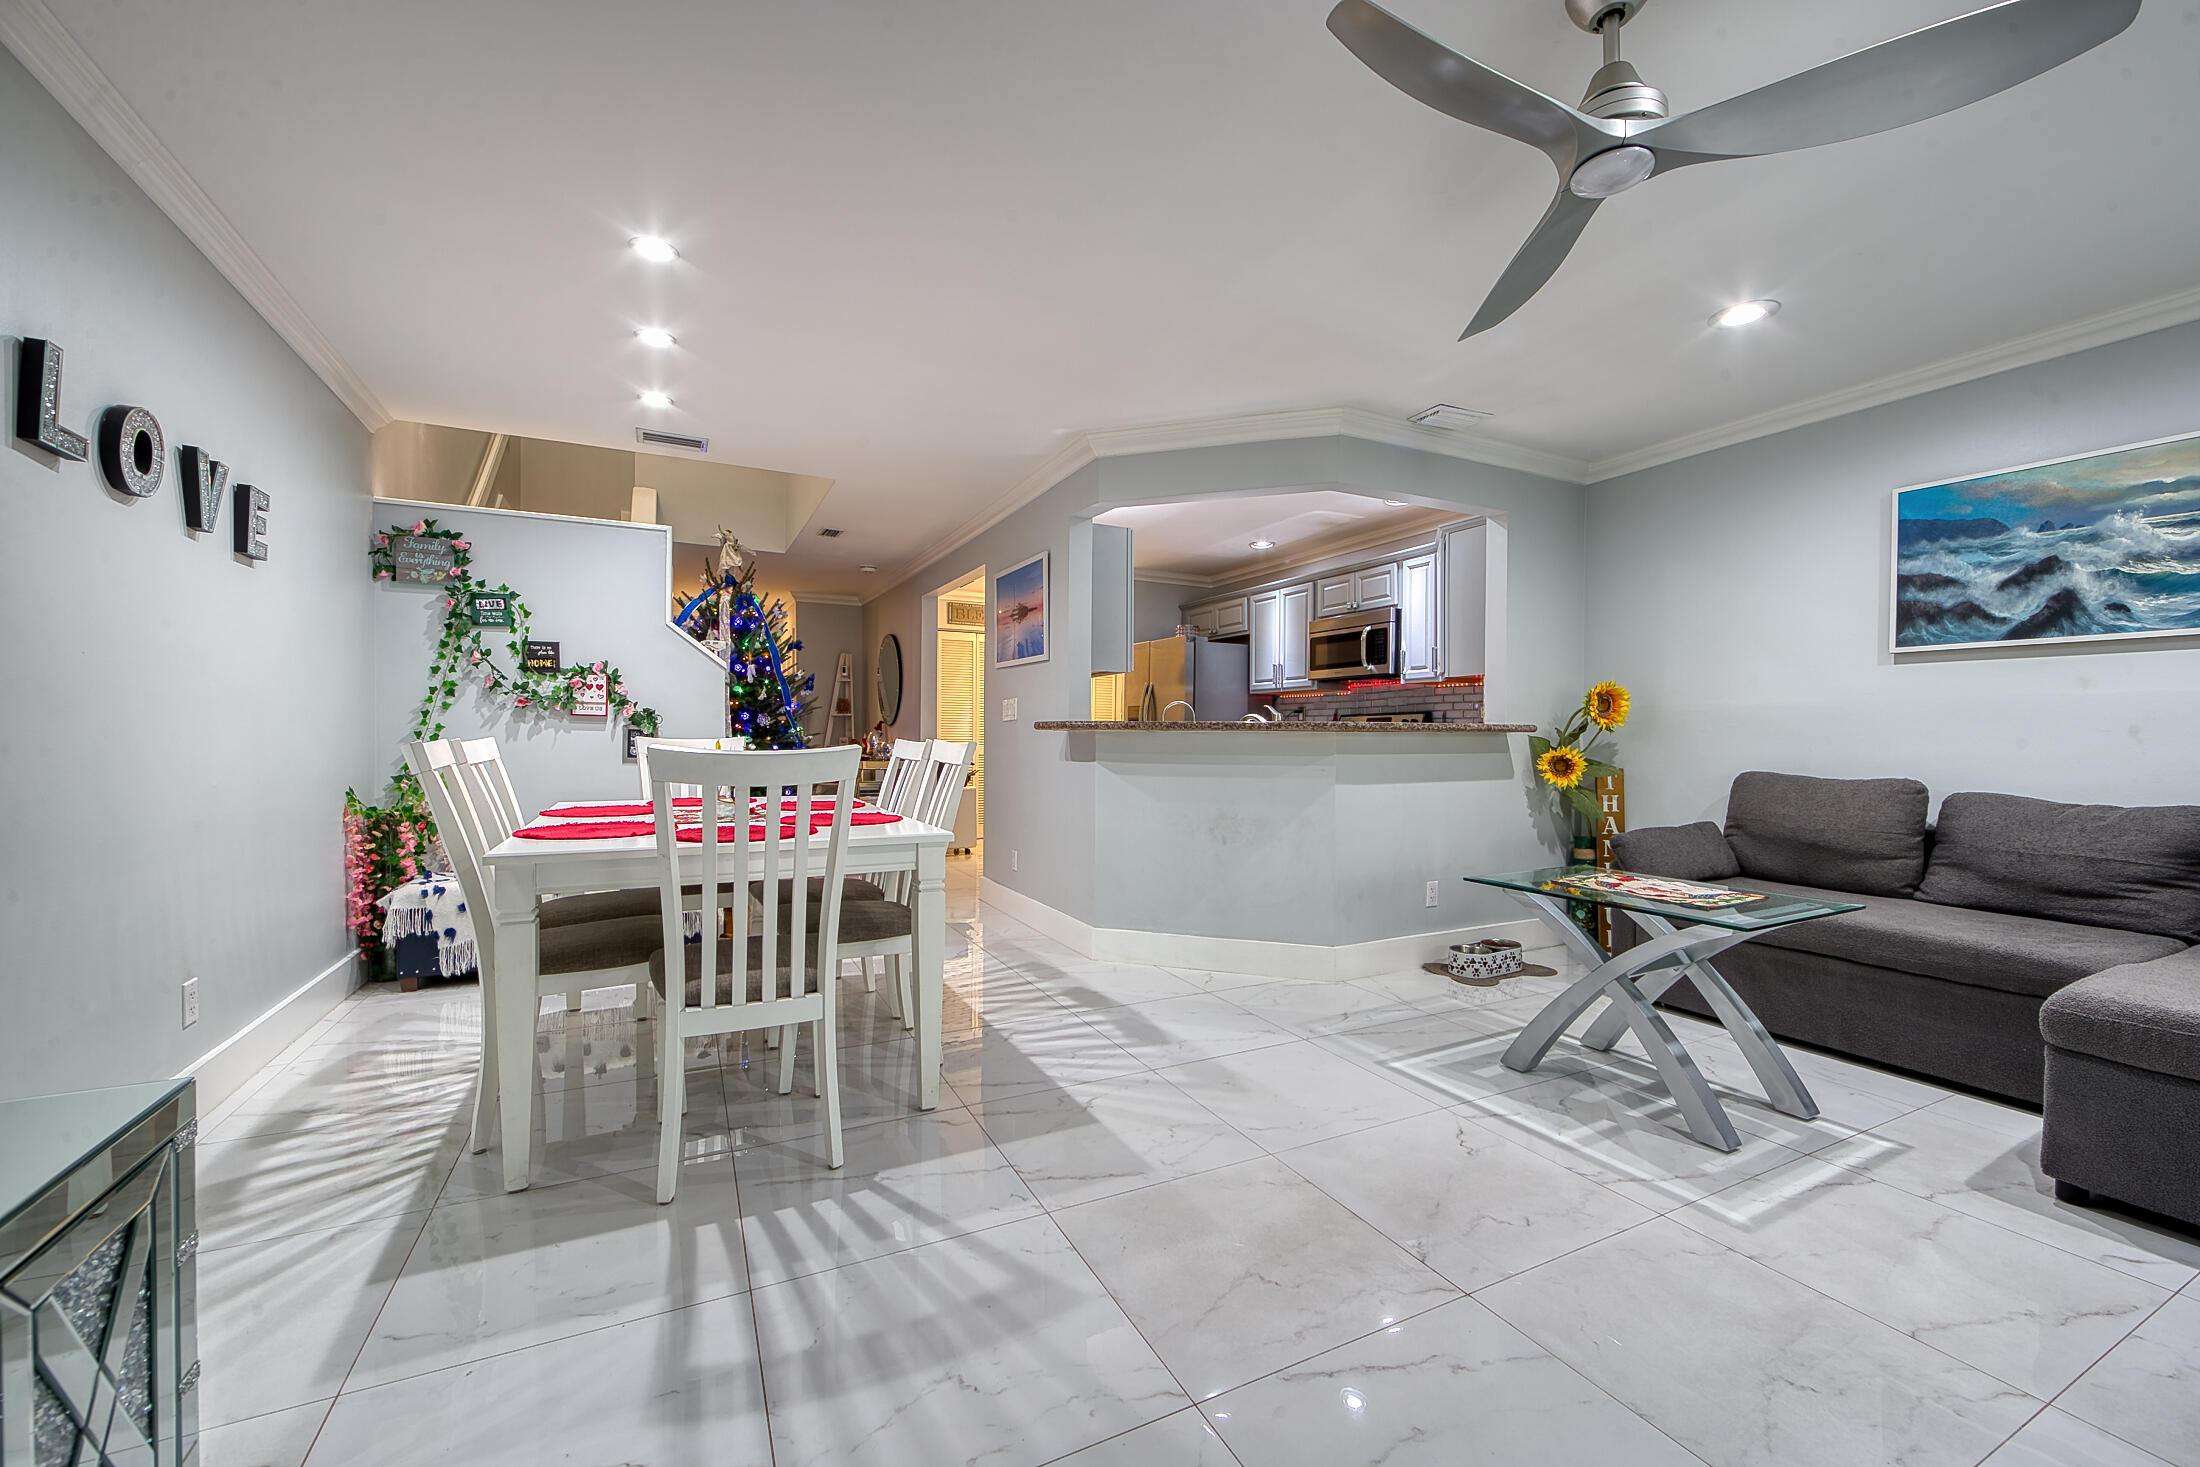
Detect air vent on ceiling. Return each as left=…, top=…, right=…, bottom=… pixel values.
left=636, top=427, right=709, bottom=453
left=1408, top=403, right=1493, bottom=432
left=817, top=527, right=844, bottom=538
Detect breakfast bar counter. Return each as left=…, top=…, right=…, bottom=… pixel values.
left=1031, top=720, right=1536, bottom=733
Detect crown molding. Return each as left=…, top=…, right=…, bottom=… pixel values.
left=1585, top=282, right=2200, bottom=482
left=0, top=0, right=391, bottom=432
left=1085, top=406, right=1593, bottom=483
left=869, top=434, right=1096, bottom=599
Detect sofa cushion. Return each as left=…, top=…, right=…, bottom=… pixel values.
left=2040, top=949, right=2200, bottom=1084
left=1610, top=822, right=1739, bottom=882
left=1727, top=878, right=2184, bottom=1000
left=1916, top=791, right=2200, bottom=944
left=1724, top=772, right=1931, bottom=897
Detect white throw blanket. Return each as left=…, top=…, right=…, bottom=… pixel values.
left=378, top=873, right=477, bottom=977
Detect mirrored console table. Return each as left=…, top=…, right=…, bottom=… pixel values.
left=1, top=1080, right=197, bottom=1467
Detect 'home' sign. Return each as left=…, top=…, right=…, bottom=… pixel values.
left=14, top=336, right=272, bottom=561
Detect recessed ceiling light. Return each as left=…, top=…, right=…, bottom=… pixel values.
left=635, top=327, right=676, bottom=349
left=1711, top=299, right=1780, bottom=329
left=637, top=390, right=673, bottom=410
left=1249, top=539, right=1275, bottom=550
left=1383, top=499, right=1408, bottom=507
left=629, top=235, right=678, bottom=263
left=859, top=565, right=878, bottom=574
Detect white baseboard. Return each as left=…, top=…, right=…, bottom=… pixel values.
left=176, top=951, right=359, bottom=1109
left=979, top=877, right=1548, bottom=980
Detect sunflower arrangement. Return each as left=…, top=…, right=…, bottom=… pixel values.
left=1530, top=681, right=1631, bottom=825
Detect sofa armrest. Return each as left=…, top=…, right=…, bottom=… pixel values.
left=2041, top=947, right=2200, bottom=1084
left=1609, top=822, right=1741, bottom=881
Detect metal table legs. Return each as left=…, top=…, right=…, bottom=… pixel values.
left=1499, top=893, right=1818, bottom=1151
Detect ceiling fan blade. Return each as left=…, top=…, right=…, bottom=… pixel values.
left=1641, top=0, right=2140, bottom=160
left=1461, top=187, right=1602, bottom=340
left=1327, top=0, right=1589, bottom=166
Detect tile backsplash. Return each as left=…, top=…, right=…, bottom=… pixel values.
left=1265, top=677, right=1486, bottom=724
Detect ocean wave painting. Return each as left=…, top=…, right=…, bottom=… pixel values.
left=1892, top=432, right=2200, bottom=651
left=994, top=552, right=1048, bottom=666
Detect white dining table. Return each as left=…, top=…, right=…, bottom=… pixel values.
left=478, top=802, right=954, bottom=1192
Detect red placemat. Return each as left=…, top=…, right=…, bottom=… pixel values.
left=512, top=819, right=656, bottom=840
left=515, top=810, right=902, bottom=842
left=545, top=797, right=880, bottom=820
left=675, top=810, right=903, bottom=842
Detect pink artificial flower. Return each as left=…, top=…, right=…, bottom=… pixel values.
left=375, top=570, right=392, bottom=581
left=444, top=597, right=455, bottom=610
left=483, top=676, right=497, bottom=690
left=375, top=533, right=389, bottom=546
left=469, top=650, right=481, bottom=664
left=615, top=683, right=629, bottom=697
left=447, top=566, right=463, bottom=579
left=452, top=539, right=470, bottom=551
left=410, top=520, right=426, bottom=534
left=591, top=660, right=604, bottom=673
left=515, top=696, right=532, bottom=708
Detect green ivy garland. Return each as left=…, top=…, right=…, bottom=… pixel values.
left=373, top=517, right=661, bottom=741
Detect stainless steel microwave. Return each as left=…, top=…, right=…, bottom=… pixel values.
left=1307, top=606, right=1399, bottom=682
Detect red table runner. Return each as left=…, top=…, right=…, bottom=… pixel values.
left=543, top=797, right=877, bottom=820
left=513, top=810, right=903, bottom=841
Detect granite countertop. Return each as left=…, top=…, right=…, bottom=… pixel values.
left=1032, top=720, right=1534, bottom=733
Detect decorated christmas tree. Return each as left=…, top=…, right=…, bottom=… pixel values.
left=677, top=531, right=813, bottom=748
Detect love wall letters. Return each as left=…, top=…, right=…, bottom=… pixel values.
left=14, top=336, right=271, bottom=561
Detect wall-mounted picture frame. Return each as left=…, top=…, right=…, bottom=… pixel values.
left=1891, top=430, right=2200, bottom=653
left=993, top=552, right=1048, bottom=667
left=522, top=639, right=562, bottom=672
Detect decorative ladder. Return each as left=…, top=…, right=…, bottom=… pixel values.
left=824, top=651, right=855, bottom=744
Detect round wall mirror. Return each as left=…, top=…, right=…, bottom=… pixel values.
left=876, top=633, right=904, bottom=725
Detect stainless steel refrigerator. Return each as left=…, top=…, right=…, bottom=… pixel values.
left=1129, top=635, right=1251, bottom=722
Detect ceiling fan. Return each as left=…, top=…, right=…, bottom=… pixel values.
left=1327, top=0, right=2141, bottom=339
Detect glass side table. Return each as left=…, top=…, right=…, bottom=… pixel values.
left=1468, top=866, right=1862, bottom=1151
left=1, top=1079, right=197, bottom=1467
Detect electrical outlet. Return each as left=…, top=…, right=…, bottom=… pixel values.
left=1011, top=850, right=1020, bottom=871
left=181, top=976, right=199, bottom=1029
left=1424, top=880, right=1440, bottom=909
left=1002, top=697, right=1018, bottom=722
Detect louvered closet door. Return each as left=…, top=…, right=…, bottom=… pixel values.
left=935, top=630, right=984, bottom=833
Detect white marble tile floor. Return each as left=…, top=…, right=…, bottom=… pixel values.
left=190, top=858, right=2200, bottom=1466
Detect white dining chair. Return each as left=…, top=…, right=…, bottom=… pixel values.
left=644, top=744, right=861, bottom=1197
left=780, top=739, right=974, bottom=1029
left=451, top=737, right=664, bottom=1014
left=843, top=738, right=930, bottom=996
left=407, top=739, right=665, bottom=1153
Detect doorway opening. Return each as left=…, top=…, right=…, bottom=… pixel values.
left=933, top=571, right=986, bottom=860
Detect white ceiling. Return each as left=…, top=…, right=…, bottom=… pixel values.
left=1098, top=491, right=1451, bottom=583
left=23, top=0, right=2200, bottom=595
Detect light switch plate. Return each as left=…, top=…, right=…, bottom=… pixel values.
left=1424, top=881, right=1440, bottom=909
left=1002, top=697, right=1018, bottom=721
left=181, top=976, right=200, bottom=1029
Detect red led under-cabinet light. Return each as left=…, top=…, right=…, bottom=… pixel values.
left=1274, top=675, right=1484, bottom=700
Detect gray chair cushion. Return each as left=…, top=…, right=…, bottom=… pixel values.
left=748, top=875, right=889, bottom=907
left=1917, top=791, right=2200, bottom=944
left=2040, top=949, right=2200, bottom=1083
left=540, top=914, right=663, bottom=977
left=1610, top=822, right=1739, bottom=881
left=773, top=895, right=915, bottom=945
left=648, top=935, right=822, bottom=1006
left=540, top=888, right=660, bottom=928
left=1728, top=878, right=2184, bottom=1000
left=1724, top=772, right=1931, bottom=897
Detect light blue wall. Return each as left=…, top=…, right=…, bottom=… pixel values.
left=1586, top=319, right=2200, bottom=830
left=368, top=501, right=729, bottom=807
left=1134, top=577, right=1207, bottom=641
left=0, top=50, right=374, bottom=1098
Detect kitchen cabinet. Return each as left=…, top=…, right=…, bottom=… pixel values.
left=1184, top=596, right=1248, bottom=639
left=1398, top=549, right=1440, bottom=681
left=1315, top=562, right=1399, bottom=616
left=1437, top=518, right=1507, bottom=706
left=1280, top=582, right=1312, bottom=687
left=1249, top=589, right=1282, bottom=690
left=1248, top=584, right=1313, bottom=691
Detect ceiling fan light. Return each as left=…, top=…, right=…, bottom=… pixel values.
left=1568, top=145, right=1657, bottom=199
left=1712, top=299, right=1781, bottom=329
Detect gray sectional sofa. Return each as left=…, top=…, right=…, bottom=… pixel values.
left=1612, top=772, right=2200, bottom=1227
